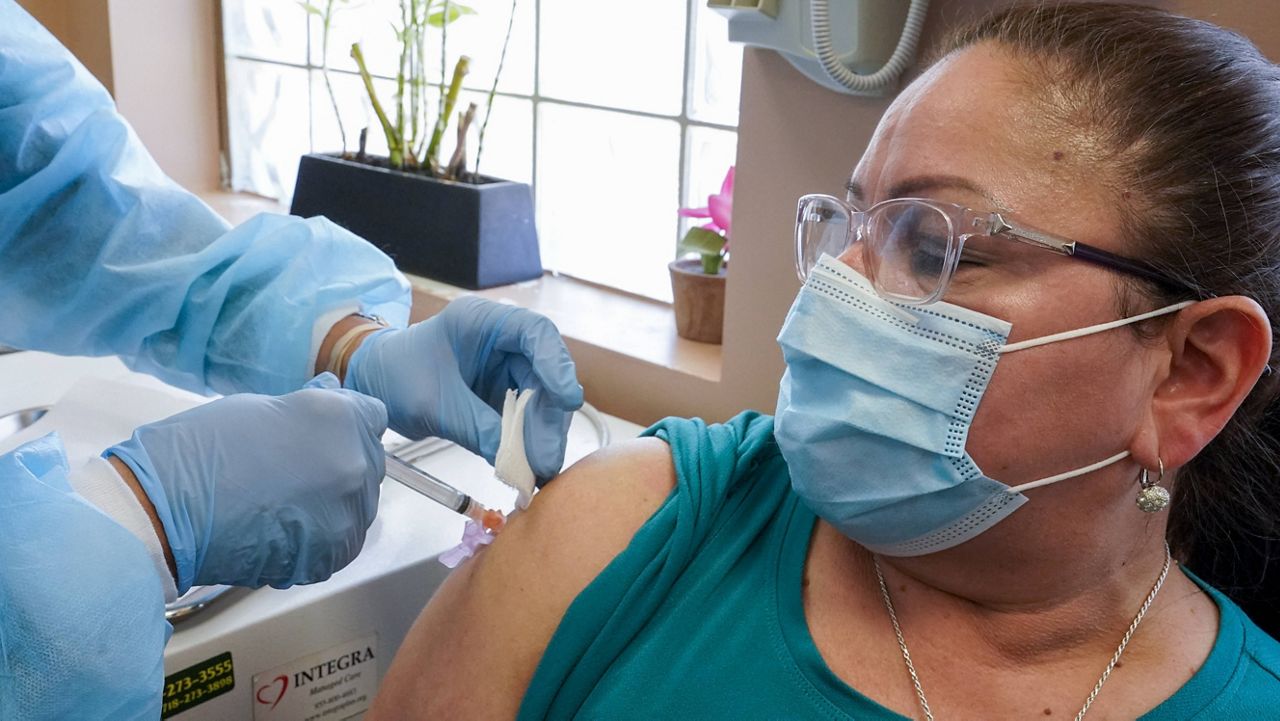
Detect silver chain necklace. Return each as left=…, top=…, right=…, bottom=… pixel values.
left=873, top=543, right=1172, bottom=721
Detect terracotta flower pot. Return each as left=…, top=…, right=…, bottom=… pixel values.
left=668, top=258, right=726, bottom=344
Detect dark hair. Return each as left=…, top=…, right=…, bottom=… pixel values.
left=942, top=3, right=1280, bottom=635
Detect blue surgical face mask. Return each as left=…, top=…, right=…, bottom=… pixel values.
left=774, top=255, right=1192, bottom=557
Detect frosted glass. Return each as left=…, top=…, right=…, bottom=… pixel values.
left=317, top=0, right=406, bottom=78
left=456, top=90, right=533, bottom=184
left=310, top=71, right=400, bottom=158
left=312, top=0, right=528, bottom=95
left=536, top=103, right=681, bottom=301
left=436, top=0, right=535, bottom=97
left=223, top=0, right=308, bottom=65
left=226, top=59, right=312, bottom=201
left=539, top=0, right=686, bottom=116
left=680, top=125, right=738, bottom=250
left=687, top=0, right=742, bottom=126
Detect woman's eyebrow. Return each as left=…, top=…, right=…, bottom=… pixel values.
left=845, top=178, right=865, bottom=200
left=845, top=175, right=999, bottom=206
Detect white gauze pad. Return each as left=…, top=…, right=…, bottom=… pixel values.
left=494, top=388, right=537, bottom=509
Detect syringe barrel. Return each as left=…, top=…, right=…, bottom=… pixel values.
left=384, top=453, right=471, bottom=514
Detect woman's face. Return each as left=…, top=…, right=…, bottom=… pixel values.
left=842, top=44, right=1169, bottom=541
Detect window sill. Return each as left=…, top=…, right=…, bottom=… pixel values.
left=407, top=273, right=723, bottom=383
left=198, top=190, right=287, bottom=224
left=196, top=190, right=723, bottom=384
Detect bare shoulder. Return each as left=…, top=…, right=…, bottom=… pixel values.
left=368, top=436, right=676, bottom=720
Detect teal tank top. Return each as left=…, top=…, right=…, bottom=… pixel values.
left=516, top=413, right=1280, bottom=719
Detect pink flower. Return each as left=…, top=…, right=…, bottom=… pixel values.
left=678, top=165, right=734, bottom=242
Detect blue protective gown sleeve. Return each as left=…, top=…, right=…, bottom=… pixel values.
left=0, top=1, right=411, bottom=395
left=0, top=435, right=169, bottom=721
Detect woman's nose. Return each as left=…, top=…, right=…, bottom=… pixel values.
left=836, top=239, right=866, bottom=274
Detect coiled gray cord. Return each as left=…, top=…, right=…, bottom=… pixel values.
left=810, top=0, right=930, bottom=94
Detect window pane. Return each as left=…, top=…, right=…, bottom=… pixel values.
left=226, top=59, right=312, bottom=201
left=312, top=0, right=526, bottom=91
left=539, top=0, right=686, bottom=116
left=537, top=103, right=680, bottom=301
left=681, top=125, right=738, bottom=252
left=316, top=0, right=406, bottom=78
left=456, top=91, right=533, bottom=185
left=440, top=0, right=535, bottom=97
left=223, top=0, right=308, bottom=65
left=310, top=70, right=402, bottom=159
left=687, top=0, right=741, bottom=126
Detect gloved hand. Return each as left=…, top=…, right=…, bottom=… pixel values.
left=345, top=296, right=583, bottom=482
left=107, top=373, right=388, bottom=594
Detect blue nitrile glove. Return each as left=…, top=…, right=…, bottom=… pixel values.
left=345, top=296, right=584, bottom=482
left=107, top=374, right=388, bottom=594
left=1, top=435, right=168, bottom=720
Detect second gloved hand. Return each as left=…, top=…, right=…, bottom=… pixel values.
left=345, top=296, right=583, bottom=482
left=108, top=374, right=388, bottom=594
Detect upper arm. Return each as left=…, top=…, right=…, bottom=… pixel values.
left=369, top=436, right=677, bottom=720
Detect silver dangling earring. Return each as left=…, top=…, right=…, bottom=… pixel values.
left=1136, top=458, right=1171, bottom=513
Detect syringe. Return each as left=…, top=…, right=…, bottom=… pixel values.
left=384, top=452, right=487, bottom=523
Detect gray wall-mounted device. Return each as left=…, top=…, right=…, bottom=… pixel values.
left=709, top=0, right=930, bottom=97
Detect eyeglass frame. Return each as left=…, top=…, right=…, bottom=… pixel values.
left=794, top=193, right=1202, bottom=305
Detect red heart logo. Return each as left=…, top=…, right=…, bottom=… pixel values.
left=255, top=675, right=289, bottom=711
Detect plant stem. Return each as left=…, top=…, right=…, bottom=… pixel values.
left=394, top=0, right=409, bottom=167
left=475, top=0, right=517, bottom=179
left=415, top=0, right=432, bottom=159
left=701, top=254, right=724, bottom=274
left=320, top=0, right=347, bottom=153
left=436, top=0, right=449, bottom=154
left=409, top=0, right=424, bottom=155
left=445, top=102, right=477, bottom=179
left=351, top=42, right=402, bottom=165
left=426, top=55, right=470, bottom=173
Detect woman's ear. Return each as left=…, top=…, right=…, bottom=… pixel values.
left=1148, top=296, right=1272, bottom=469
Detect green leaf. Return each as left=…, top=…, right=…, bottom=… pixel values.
left=678, top=226, right=727, bottom=256
left=298, top=1, right=324, bottom=15
left=426, top=3, right=477, bottom=27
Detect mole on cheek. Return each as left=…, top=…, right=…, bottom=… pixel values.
left=1052, top=150, right=1065, bottom=161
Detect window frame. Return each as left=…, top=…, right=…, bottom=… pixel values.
left=220, top=0, right=740, bottom=301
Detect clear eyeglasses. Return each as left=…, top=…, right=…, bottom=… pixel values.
left=794, top=194, right=1199, bottom=305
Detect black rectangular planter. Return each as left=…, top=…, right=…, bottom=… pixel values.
left=289, top=153, right=542, bottom=289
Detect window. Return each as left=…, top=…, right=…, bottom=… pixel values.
left=222, top=0, right=741, bottom=301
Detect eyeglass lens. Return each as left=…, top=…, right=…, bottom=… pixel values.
left=865, top=202, right=952, bottom=301
left=797, top=197, right=852, bottom=279
left=798, top=197, right=955, bottom=302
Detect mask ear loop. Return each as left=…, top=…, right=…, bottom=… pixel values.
left=998, top=301, right=1195, bottom=354
left=1136, top=458, right=1171, bottom=513
left=1004, top=450, right=1131, bottom=494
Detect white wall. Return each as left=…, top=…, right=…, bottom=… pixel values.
left=18, top=0, right=222, bottom=192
